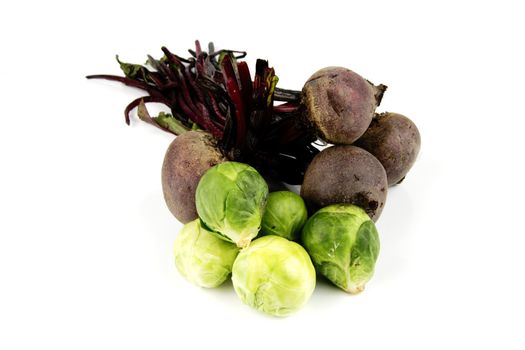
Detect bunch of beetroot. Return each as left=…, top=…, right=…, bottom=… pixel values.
left=87, top=41, right=420, bottom=223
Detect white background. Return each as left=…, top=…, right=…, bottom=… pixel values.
left=1, top=1, right=524, bottom=349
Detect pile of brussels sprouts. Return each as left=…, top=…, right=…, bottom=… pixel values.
left=174, top=161, right=380, bottom=317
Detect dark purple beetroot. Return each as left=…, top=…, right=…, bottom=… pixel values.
left=161, top=131, right=227, bottom=223
left=302, top=67, right=386, bottom=145
left=300, top=145, right=388, bottom=222
left=354, top=112, right=421, bottom=186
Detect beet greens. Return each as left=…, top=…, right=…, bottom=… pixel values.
left=86, top=41, right=318, bottom=184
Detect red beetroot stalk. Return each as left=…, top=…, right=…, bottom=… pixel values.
left=86, top=74, right=160, bottom=97
left=161, top=47, right=223, bottom=137
left=175, top=93, right=222, bottom=138
left=125, top=96, right=169, bottom=125
left=237, top=61, right=253, bottom=112
left=162, top=48, right=201, bottom=116
left=195, top=40, right=202, bottom=56
left=273, top=102, right=300, bottom=113
left=208, top=92, right=227, bottom=124
left=221, top=54, right=246, bottom=149
left=181, top=68, right=221, bottom=129
left=87, top=42, right=319, bottom=184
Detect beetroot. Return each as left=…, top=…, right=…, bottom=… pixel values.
left=301, top=145, right=388, bottom=222
left=161, top=131, right=226, bottom=223
left=301, top=67, right=386, bottom=145
left=354, top=112, right=421, bottom=186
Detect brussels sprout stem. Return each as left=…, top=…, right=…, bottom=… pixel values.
left=236, top=238, right=251, bottom=249
left=343, top=280, right=366, bottom=294
left=345, top=284, right=365, bottom=294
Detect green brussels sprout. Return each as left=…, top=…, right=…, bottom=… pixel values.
left=232, top=235, right=316, bottom=317
left=301, top=204, right=380, bottom=294
left=174, top=219, right=239, bottom=288
left=261, top=191, right=308, bottom=241
left=196, top=162, right=269, bottom=248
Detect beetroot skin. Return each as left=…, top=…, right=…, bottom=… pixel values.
left=302, top=67, right=386, bottom=145
left=161, top=131, right=227, bottom=223
left=354, top=112, right=421, bottom=186
left=301, top=145, right=388, bottom=222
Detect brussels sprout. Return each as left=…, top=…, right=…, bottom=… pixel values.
left=261, top=191, right=308, bottom=241
left=196, top=162, right=269, bottom=248
left=174, top=219, right=239, bottom=288
left=301, top=204, right=380, bottom=294
left=232, top=235, right=316, bottom=317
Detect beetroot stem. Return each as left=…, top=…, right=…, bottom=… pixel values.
left=86, top=74, right=150, bottom=91
left=86, top=42, right=321, bottom=184
left=274, top=102, right=300, bottom=113
left=221, top=55, right=246, bottom=149
left=274, top=87, right=302, bottom=102
left=124, top=95, right=169, bottom=125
